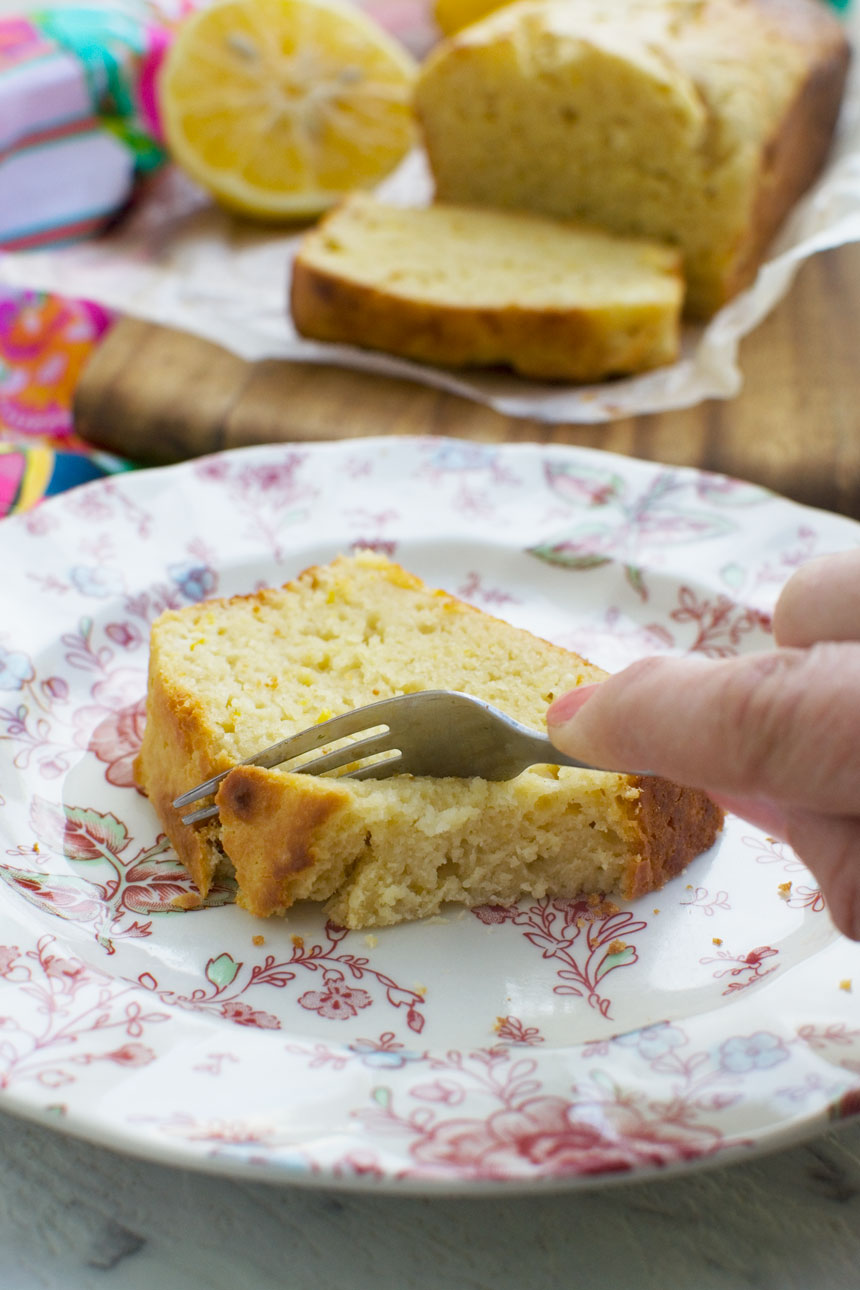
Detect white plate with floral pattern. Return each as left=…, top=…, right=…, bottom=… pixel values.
left=1, top=435, right=860, bottom=1194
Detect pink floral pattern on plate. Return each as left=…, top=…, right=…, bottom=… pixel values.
left=0, top=436, right=859, bottom=1193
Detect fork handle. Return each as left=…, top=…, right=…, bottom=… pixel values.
left=522, top=732, right=603, bottom=775
left=525, top=733, right=653, bottom=778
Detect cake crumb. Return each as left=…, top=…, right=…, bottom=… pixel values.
left=171, top=892, right=202, bottom=911
left=607, top=938, right=627, bottom=955
left=33, top=842, right=40, bottom=853
left=414, top=984, right=427, bottom=997
left=581, top=896, right=619, bottom=923
left=685, top=884, right=693, bottom=890
left=364, top=934, right=379, bottom=949
left=652, top=908, right=660, bottom=915
left=291, top=934, right=305, bottom=949
left=712, top=937, right=723, bottom=946
left=840, top=979, right=852, bottom=993
left=252, top=934, right=265, bottom=946
left=778, top=881, right=792, bottom=899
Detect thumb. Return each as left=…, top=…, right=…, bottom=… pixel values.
left=547, top=645, right=860, bottom=941
left=546, top=644, right=860, bottom=815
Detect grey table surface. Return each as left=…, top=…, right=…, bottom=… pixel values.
left=3, top=1105, right=860, bottom=1290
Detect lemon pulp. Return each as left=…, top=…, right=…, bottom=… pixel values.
left=159, top=0, right=417, bottom=219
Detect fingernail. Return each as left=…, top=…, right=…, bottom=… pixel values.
left=547, top=684, right=600, bottom=726
left=707, top=793, right=789, bottom=840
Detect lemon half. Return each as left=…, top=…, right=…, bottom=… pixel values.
left=159, top=0, right=418, bottom=220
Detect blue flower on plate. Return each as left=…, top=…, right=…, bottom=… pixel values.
left=349, top=1038, right=420, bottom=1070
left=718, top=1031, right=789, bottom=1074
left=0, top=644, right=34, bottom=690
left=168, top=561, right=216, bottom=602
left=615, top=1021, right=686, bottom=1061
left=69, top=565, right=125, bottom=598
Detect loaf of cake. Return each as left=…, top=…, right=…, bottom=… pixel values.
left=290, top=193, right=684, bottom=380
left=133, top=551, right=722, bottom=929
left=414, top=0, right=851, bottom=318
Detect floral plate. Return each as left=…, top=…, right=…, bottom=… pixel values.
left=1, top=435, right=860, bottom=1194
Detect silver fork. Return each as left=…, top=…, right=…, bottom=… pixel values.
left=173, top=689, right=621, bottom=825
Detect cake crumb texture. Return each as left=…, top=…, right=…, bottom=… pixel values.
left=133, top=551, right=723, bottom=928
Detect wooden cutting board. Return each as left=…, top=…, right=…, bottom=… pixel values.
left=74, top=240, right=860, bottom=519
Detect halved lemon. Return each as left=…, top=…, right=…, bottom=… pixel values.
left=159, top=0, right=418, bottom=220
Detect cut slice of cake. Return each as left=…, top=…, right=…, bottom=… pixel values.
left=133, top=551, right=722, bottom=928
left=289, top=193, right=684, bottom=381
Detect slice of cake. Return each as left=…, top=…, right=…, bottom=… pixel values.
left=414, top=0, right=850, bottom=318
left=133, top=551, right=722, bottom=928
left=290, top=193, right=684, bottom=381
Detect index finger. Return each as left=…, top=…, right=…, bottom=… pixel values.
left=546, top=644, right=860, bottom=814
left=774, top=549, right=860, bottom=647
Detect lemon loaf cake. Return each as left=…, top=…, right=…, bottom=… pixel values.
left=290, top=193, right=684, bottom=381
left=133, top=551, right=722, bottom=929
left=414, top=0, right=850, bottom=318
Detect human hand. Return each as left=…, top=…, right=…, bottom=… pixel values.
left=546, top=549, right=860, bottom=939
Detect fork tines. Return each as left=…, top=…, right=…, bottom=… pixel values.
left=172, top=695, right=410, bottom=824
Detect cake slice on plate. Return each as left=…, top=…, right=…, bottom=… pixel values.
left=133, top=551, right=722, bottom=928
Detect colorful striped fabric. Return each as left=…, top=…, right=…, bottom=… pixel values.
left=0, top=6, right=172, bottom=253
left=0, top=441, right=113, bottom=513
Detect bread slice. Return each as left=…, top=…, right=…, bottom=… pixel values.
left=133, top=551, right=722, bottom=928
left=414, top=0, right=850, bottom=318
left=290, top=193, right=684, bottom=381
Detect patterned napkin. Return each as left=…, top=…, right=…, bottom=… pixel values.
left=0, top=289, right=124, bottom=516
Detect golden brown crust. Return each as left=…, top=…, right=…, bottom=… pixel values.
left=217, top=766, right=351, bottom=916
left=132, top=663, right=233, bottom=900
left=622, top=775, right=724, bottom=900
left=290, top=255, right=681, bottom=382
left=723, top=28, right=850, bottom=308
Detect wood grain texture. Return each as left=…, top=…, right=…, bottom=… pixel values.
left=74, top=241, right=860, bottom=518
